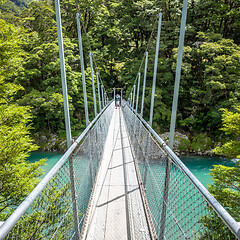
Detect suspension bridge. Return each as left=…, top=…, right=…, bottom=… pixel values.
left=0, top=0, right=240, bottom=239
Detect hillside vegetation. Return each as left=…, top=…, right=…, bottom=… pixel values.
left=0, top=0, right=239, bottom=147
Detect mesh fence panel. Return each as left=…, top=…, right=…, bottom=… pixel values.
left=122, top=102, right=239, bottom=240
left=3, top=103, right=114, bottom=240
left=5, top=160, right=75, bottom=240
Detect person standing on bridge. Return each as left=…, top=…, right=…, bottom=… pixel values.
left=115, top=94, right=120, bottom=108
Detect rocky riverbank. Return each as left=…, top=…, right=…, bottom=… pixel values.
left=33, top=132, right=67, bottom=152
left=159, top=132, right=215, bottom=156
left=33, top=131, right=216, bottom=156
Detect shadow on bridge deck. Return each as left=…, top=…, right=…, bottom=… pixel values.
left=81, top=107, right=151, bottom=240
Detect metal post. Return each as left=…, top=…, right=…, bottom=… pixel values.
left=55, top=8, right=79, bottom=237
left=107, top=97, right=109, bottom=104
left=143, top=134, right=151, bottom=186
left=88, top=132, right=94, bottom=187
left=135, top=72, right=141, bottom=113
left=121, top=88, right=123, bottom=106
left=55, top=0, right=72, bottom=149
left=160, top=2, right=188, bottom=239
left=101, top=85, right=104, bottom=108
left=97, top=72, right=101, bottom=112
left=133, top=86, right=138, bottom=134
left=104, top=92, right=107, bottom=106
left=149, top=12, right=162, bottom=127
left=89, top=52, right=97, bottom=117
left=76, top=13, right=89, bottom=126
left=132, top=85, right=136, bottom=110
left=69, top=156, right=81, bottom=239
left=136, top=112, right=144, bottom=164
left=103, top=92, right=105, bottom=106
left=169, top=0, right=188, bottom=149
left=141, top=51, right=148, bottom=117
left=130, top=92, right=133, bottom=108
left=159, top=159, right=171, bottom=239
left=114, top=88, right=116, bottom=102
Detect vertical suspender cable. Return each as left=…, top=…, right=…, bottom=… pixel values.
left=130, top=92, right=133, bottom=108
left=55, top=0, right=72, bottom=149
left=90, top=52, right=97, bottom=117
left=132, top=85, right=136, bottom=110
left=101, top=85, right=104, bottom=108
left=169, top=0, right=188, bottom=149
left=141, top=51, right=148, bottom=117
left=160, top=2, right=188, bottom=239
left=149, top=12, right=162, bottom=127
left=77, top=13, right=89, bottom=126
left=55, top=6, right=79, bottom=239
left=121, top=88, right=123, bottom=106
left=135, top=73, right=141, bottom=113
left=114, top=88, right=116, bottom=107
left=97, top=72, right=101, bottom=112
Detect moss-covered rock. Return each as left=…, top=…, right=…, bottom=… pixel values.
left=160, top=132, right=215, bottom=156
left=33, top=132, right=67, bottom=152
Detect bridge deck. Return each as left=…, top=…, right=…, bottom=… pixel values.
left=81, top=107, right=151, bottom=239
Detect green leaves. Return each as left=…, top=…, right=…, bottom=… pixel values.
left=189, top=0, right=240, bottom=44
left=199, top=107, right=240, bottom=239
left=0, top=81, right=23, bottom=104
left=172, top=32, right=240, bottom=133
left=0, top=19, right=23, bottom=81
left=7, top=179, right=74, bottom=239
left=1, top=0, right=239, bottom=139
left=204, top=106, right=240, bottom=238
left=213, top=105, right=240, bottom=159
left=18, top=89, right=66, bottom=132
left=203, top=163, right=240, bottom=238
left=220, top=106, right=240, bottom=135
left=0, top=80, right=45, bottom=219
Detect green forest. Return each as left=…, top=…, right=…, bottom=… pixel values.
left=0, top=0, right=239, bottom=233
left=1, top=0, right=240, bottom=146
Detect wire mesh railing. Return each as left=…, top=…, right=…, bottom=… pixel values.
left=0, top=102, right=114, bottom=240
left=122, top=101, right=240, bottom=240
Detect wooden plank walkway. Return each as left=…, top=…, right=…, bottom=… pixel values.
left=81, top=106, right=151, bottom=240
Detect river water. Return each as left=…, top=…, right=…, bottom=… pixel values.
left=28, top=151, right=63, bottom=177
left=28, top=151, right=236, bottom=187
left=180, top=155, right=236, bottom=187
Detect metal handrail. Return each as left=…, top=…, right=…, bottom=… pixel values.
left=0, top=101, right=113, bottom=240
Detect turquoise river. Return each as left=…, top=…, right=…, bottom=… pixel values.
left=28, top=151, right=237, bottom=188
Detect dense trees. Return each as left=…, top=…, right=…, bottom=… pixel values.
left=201, top=105, right=240, bottom=237
left=0, top=20, right=45, bottom=219
left=0, top=85, right=45, bottom=218
left=209, top=162, right=240, bottom=223
left=0, top=0, right=239, bottom=151
left=176, top=33, right=240, bottom=133
left=188, top=0, right=240, bottom=44
left=214, top=105, right=240, bottom=158
left=1, top=0, right=239, bottom=139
